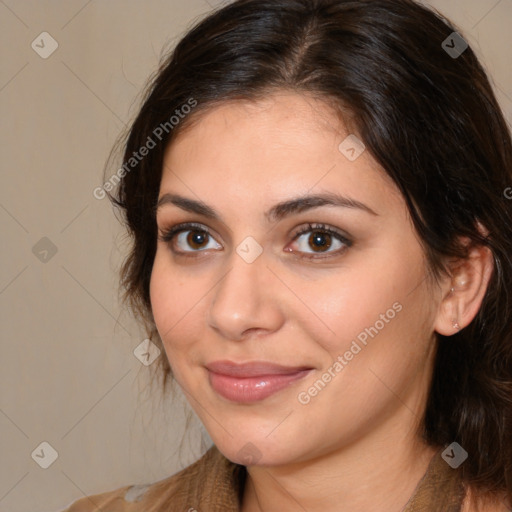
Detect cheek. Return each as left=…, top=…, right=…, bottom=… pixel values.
left=292, top=252, right=436, bottom=415
left=149, top=253, right=202, bottom=366
left=291, top=267, right=434, bottom=428
left=293, top=250, right=423, bottom=359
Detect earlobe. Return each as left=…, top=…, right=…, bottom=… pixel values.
left=434, top=244, right=494, bottom=336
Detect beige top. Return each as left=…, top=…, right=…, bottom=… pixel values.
left=60, top=444, right=465, bottom=511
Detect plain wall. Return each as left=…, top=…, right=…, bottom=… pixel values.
left=0, top=1, right=510, bottom=511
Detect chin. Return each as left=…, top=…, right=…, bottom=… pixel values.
left=210, top=430, right=304, bottom=467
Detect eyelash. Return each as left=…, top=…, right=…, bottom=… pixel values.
left=157, top=222, right=352, bottom=260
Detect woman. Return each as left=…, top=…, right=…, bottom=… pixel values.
left=62, top=0, right=512, bottom=510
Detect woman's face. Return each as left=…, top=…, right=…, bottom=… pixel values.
left=150, top=92, right=442, bottom=466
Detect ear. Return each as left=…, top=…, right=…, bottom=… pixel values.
left=434, top=238, right=494, bottom=336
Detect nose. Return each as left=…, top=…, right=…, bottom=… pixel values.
left=207, top=248, right=285, bottom=341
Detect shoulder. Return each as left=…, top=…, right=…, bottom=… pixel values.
left=58, top=445, right=241, bottom=512
left=57, top=483, right=132, bottom=511
left=58, top=479, right=174, bottom=512
left=461, top=485, right=511, bottom=512
left=58, top=469, right=195, bottom=512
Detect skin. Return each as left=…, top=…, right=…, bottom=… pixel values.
left=150, top=92, right=495, bottom=511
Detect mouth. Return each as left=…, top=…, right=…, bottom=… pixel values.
left=205, top=360, right=314, bottom=403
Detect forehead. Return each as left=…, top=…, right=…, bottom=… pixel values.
left=159, top=93, right=402, bottom=218
left=162, top=93, right=352, bottom=169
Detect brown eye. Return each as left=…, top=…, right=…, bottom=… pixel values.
left=173, top=229, right=221, bottom=253
left=158, top=222, right=222, bottom=254
left=289, top=223, right=352, bottom=259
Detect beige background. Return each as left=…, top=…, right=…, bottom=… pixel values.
left=0, top=1, right=510, bottom=511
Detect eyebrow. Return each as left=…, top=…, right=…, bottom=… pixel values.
left=155, top=192, right=378, bottom=222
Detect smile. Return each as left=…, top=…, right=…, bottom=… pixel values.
left=205, top=360, right=314, bottom=403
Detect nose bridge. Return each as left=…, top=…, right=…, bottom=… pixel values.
left=207, top=244, right=283, bottom=339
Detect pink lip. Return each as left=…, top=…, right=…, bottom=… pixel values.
left=205, top=360, right=313, bottom=403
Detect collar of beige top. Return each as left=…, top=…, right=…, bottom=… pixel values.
left=165, top=444, right=465, bottom=512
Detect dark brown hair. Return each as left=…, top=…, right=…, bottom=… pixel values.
left=105, top=0, right=512, bottom=505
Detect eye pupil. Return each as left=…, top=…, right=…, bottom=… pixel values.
left=309, top=231, right=332, bottom=252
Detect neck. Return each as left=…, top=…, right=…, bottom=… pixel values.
left=240, top=411, right=440, bottom=512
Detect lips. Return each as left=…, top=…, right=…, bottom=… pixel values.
left=205, top=360, right=313, bottom=403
